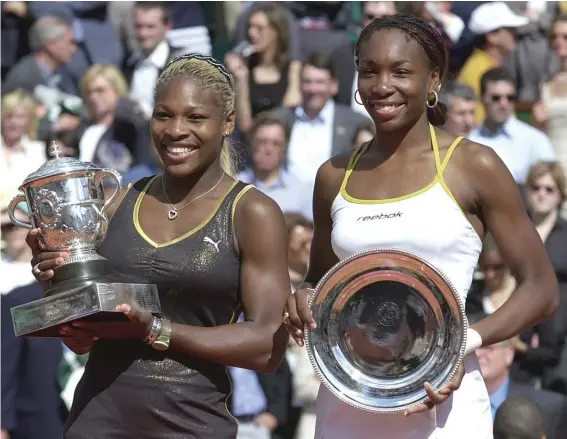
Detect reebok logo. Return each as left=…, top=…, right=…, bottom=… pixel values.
left=357, top=212, right=403, bottom=222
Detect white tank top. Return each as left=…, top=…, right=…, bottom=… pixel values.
left=317, top=125, right=490, bottom=439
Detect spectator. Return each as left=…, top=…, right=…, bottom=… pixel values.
left=0, top=90, right=47, bottom=194
left=331, top=1, right=396, bottom=115
left=352, top=122, right=376, bottom=149
left=63, top=64, right=151, bottom=174
left=229, top=313, right=292, bottom=439
left=521, top=161, right=567, bottom=393
left=0, top=193, right=35, bottom=295
left=466, top=233, right=516, bottom=317
left=532, top=15, right=567, bottom=179
left=1, top=1, right=32, bottom=80
left=471, top=312, right=567, bottom=439
left=271, top=52, right=369, bottom=185
left=458, top=2, right=528, bottom=123
left=284, top=213, right=314, bottom=292
left=439, top=81, right=477, bottom=137
left=494, top=397, right=547, bottom=439
left=237, top=113, right=313, bottom=221
left=468, top=68, right=555, bottom=184
left=225, top=3, right=302, bottom=134
left=2, top=15, right=77, bottom=96
left=123, top=1, right=180, bottom=118
left=1, top=282, right=65, bottom=439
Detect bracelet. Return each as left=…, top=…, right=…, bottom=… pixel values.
left=144, top=316, right=162, bottom=345
left=465, top=327, right=483, bottom=355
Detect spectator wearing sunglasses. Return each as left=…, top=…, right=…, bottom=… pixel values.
left=468, top=68, right=555, bottom=184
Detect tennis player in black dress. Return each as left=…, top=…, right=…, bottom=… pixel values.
left=27, top=54, right=291, bottom=438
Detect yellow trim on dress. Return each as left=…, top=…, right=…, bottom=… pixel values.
left=133, top=175, right=239, bottom=249
left=230, top=184, right=255, bottom=222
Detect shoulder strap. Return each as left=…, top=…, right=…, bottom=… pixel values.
left=340, top=141, right=370, bottom=192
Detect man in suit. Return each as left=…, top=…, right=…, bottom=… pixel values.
left=474, top=316, right=567, bottom=439
left=270, top=52, right=370, bottom=186
left=3, top=15, right=77, bottom=96
left=1, top=282, right=65, bottom=439
left=122, top=1, right=181, bottom=118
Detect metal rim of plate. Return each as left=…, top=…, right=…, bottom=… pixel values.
left=304, top=248, right=468, bottom=414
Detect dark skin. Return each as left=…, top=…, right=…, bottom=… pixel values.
left=285, top=28, right=559, bottom=416
left=28, top=76, right=291, bottom=373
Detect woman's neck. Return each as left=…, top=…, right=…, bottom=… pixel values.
left=372, top=116, right=431, bottom=158
left=252, top=167, right=281, bottom=185
left=258, top=45, right=277, bottom=66
left=162, top=161, right=225, bottom=205
left=2, top=136, right=22, bottom=150
left=532, top=209, right=558, bottom=242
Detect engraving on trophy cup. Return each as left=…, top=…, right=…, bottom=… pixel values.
left=8, top=141, right=162, bottom=337
left=377, top=302, right=401, bottom=327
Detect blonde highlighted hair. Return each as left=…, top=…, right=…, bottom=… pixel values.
left=1, top=89, right=39, bottom=140
left=80, top=64, right=128, bottom=99
left=155, top=56, right=237, bottom=176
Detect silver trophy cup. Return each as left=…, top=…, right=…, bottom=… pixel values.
left=8, top=142, right=161, bottom=337
left=305, top=249, right=467, bottom=413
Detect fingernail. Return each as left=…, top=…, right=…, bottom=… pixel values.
left=93, top=337, right=99, bottom=341
left=310, top=323, right=317, bottom=329
left=56, top=258, right=64, bottom=265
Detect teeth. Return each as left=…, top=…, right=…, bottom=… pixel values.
left=167, top=147, right=194, bottom=156
left=375, top=104, right=401, bottom=111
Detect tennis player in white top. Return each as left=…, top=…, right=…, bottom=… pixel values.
left=284, top=13, right=559, bottom=439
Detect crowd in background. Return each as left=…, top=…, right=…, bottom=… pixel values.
left=1, top=2, right=567, bottom=439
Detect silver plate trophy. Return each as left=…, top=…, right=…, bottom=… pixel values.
left=305, top=249, right=467, bottom=414
left=8, top=142, right=161, bottom=337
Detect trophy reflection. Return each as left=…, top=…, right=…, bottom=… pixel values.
left=8, top=142, right=161, bottom=337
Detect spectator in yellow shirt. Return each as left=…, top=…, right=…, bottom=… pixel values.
left=458, top=2, right=528, bottom=123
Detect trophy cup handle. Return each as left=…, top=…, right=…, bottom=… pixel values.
left=8, top=194, right=33, bottom=229
left=95, top=169, right=123, bottom=217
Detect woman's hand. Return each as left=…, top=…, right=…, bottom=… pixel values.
left=404, top=362, right=465, bottom=417
left=284, top=288, right=316, bottom=347
left=224, top=53, right=249, bottom=83
left=26, top=228, right=69, bottom=287
left=59, top=304, right=153, bottom=340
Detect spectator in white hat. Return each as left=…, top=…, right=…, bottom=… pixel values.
left=458, top=2, right=528, bottom=124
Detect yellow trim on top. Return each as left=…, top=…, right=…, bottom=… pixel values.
left=231, top=184, right=255, bottom=222
left=430, top=127, right=466, bottom=215
left=133, top=175, right=239, bottom=249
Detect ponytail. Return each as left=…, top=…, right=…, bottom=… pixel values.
left=427, top=100, right=448, bottom=127
left=220, top=139, right=236, bottom=177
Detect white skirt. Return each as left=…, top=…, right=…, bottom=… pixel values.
left=314, top=354, right=493, bottom=439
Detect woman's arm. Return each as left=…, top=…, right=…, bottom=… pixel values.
left=167, top=189, right=291, bottom=372
left=466, top=143, right=559, bottom=346
left=224, top=54, right=254, bottom=134
left=282, top=61, right=303, bottom=108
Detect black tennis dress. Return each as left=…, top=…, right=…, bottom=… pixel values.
left=64, top=176, right=253, bottom=439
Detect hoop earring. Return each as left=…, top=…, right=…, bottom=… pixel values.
left=426, top=90, right=438, bottom=109
left=354, top=90, right=364, bottom=106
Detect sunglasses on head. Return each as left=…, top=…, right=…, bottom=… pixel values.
left=529, top=184, right=557, bottom=194
left=490, top=94, right=516, bottom=103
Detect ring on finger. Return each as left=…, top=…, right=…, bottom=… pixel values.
left=283, top=311, right=290, bottom=322
left=32, top=263, right=41, bottom=276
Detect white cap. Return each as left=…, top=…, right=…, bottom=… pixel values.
left=468, top=2, right=529, bottom=35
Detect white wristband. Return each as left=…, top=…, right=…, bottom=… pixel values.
left=465, top=328, right=483, bottom=355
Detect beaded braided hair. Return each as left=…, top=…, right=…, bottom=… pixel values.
left=155, top=53, right=237, bottom=176
left=354, top=13, right=448, bottom=126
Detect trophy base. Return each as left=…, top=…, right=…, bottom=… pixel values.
left=10, top=282, right=161, bottom=338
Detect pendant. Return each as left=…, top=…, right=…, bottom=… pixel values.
left=168, top=209, right=178, bottom=220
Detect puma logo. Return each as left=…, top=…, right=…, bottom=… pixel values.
left=203, top=237, right=221, bottom=253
